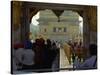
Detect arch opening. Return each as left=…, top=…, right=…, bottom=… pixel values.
left=30, top=9, right=84, bottom=69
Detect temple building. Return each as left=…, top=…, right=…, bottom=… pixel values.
left=30, top=10, right=81, bottom=43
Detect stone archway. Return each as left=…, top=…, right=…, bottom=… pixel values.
left=12, top=1, right=97, bottom=58
left=20, top=2, right=97, bottom=44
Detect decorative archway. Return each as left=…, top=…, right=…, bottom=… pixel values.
left=17, top=1, right=97, bottom=58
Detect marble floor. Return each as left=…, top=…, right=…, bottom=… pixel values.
left=60, top=48, right=73, bottom=69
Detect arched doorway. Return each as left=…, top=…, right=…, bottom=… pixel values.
left=11, top=1, right=97, bottom=72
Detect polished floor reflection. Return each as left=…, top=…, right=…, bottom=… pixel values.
left=60, top=48, right=73, bottom=69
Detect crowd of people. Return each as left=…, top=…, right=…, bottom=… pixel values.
left=12, top=38, right=97, bottom=72
left=73, top=44, right=97, bottom=70
left=62, top=40, right=97, bottom=70
left=62, top=40, right=84, bottom=65
left=12, top=38, right=60, bottom=72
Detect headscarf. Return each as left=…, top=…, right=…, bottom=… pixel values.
left=24, top=40, right=33, bottom=49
